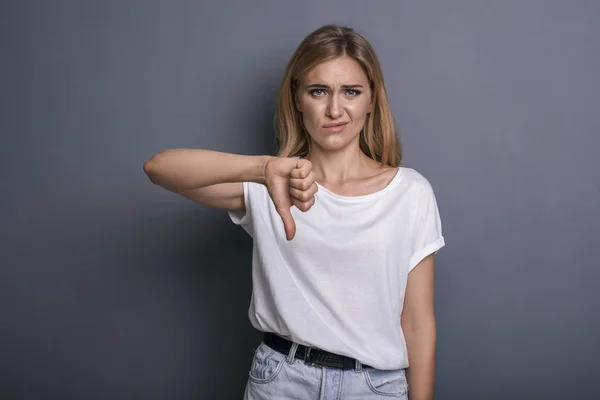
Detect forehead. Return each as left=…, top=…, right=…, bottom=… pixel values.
left=302, top=56, right=369, bottom=85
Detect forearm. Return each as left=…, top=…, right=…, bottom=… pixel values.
left=403, top=320, right=436, bottom=400
left=144, top=149, right=272, bottom=191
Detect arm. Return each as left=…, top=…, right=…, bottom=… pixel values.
left=143, top=149, right=272, bottom=211
left=401, top=253, right=436, bottom=400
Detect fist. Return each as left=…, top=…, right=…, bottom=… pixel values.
left=264, top=157, right=318, bottom=240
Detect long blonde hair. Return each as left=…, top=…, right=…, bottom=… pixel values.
left=274, top=24, right=402, bottom=167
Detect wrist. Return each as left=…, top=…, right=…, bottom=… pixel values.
left=254, top=155, right=276, bottom=186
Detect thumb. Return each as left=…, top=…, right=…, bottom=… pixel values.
left=276, top=206, right=296, bottom=241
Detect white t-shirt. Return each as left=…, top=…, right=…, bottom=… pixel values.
left=228, top=166, right=445, bottom=370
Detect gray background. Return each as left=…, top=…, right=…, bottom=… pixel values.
left=1, top=0, right=599, bottom=399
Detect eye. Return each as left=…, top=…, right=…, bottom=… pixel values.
left=309, top=89, right=326, bottom=97
left=346, top=89, right=361, bottom=97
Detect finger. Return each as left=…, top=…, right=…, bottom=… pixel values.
left=292, top=197, right=315, bottom=212
left=276, top=206, right=296, bottom=240
left=290, top=174, right=314, bottom=191
left=290, top=168, right=307, bottom=179
left=289, top=185, right=317, bottom=203
left=296, top=158, right=312, bottom=173
left=291, top=160, right=312, bottom=179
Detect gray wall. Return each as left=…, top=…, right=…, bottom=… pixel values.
left=1, top=1, right=599, bottom=399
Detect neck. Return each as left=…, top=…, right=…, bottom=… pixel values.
left=305, top=141, right=377, bottom=184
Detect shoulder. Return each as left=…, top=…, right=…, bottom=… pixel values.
left=399, top=167, right=434, bottom=193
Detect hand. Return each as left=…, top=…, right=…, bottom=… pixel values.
left=264, top=157, right=318, bottom=240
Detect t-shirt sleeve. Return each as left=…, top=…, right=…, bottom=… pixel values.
left=408, top=180, right=445, bottom=272
left=228, top=181, right=254, bottom=238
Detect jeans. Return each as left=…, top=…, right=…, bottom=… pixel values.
left=243, top=341, right=408, bottom=399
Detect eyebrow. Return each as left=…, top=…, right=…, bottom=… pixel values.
left=305, top=84, right=364, bottom=89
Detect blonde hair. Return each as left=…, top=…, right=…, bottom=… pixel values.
left=274, top=24, right=402, bottom=167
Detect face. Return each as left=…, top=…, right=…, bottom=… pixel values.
left=295, top=56, right=373, bottom=153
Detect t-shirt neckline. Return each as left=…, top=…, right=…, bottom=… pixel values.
left=315, top=167, right=403, bottom=202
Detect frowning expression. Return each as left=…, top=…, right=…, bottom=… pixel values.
left=295, top=56, right=373, bottom=152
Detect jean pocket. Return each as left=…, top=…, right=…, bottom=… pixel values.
left=248, top=342, right=287, bottom=384
left=363, top=367, right=408, bottom=397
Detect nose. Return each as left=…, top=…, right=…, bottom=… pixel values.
left=326, top=95, right=343, bottom=119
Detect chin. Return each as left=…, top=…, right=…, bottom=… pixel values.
left=311, top=133, right=359, bottom=153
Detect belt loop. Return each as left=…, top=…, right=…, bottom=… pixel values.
left=286, top=342, right=299, bottom=364
left=355, top=359, right=363, bottom=373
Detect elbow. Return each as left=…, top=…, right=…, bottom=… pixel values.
left=402, top=319, right=437, bottom=349
left=401, top=314, right=436, bottom=335
left=143, top=158, right=157, bottom=184
left=143, top=151, right=182, bottom=193
left=143, top=152, right=165, bottom=185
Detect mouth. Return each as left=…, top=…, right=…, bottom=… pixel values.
left=322, top=121, right=349, bottom=132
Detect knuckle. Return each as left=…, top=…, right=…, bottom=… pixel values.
left=294, top=199, right=308, bottom=211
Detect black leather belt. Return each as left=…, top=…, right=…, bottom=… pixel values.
left=263, top=332, right=373, bottom=370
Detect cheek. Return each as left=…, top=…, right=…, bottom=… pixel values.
left=302, top=112, right=319, bottom=134
left=347, top=98, right=372, bottom=119
left=300, top=102, right=325, bottom=127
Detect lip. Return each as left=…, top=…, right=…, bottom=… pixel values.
left=322, top=121, right=349, bottom=133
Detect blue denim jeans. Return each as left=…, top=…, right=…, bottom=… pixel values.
left=243, top=341, right=408, bottom=399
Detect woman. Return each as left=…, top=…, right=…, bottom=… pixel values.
left=144, top=24, right=445, bottom=400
